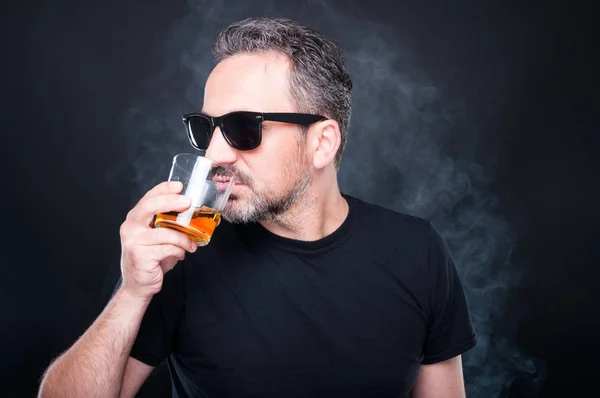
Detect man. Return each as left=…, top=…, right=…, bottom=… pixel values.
left=39, top=17, right=476, bottom=397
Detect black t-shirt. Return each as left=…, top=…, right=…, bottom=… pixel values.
left=130, top=194, right=476, bottom=397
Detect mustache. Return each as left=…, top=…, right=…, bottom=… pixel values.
left=212, top=165, right=252, bottom=186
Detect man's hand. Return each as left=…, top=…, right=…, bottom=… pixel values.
left=119, top=180, right=198, bottom=300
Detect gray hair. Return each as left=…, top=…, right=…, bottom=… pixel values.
left=212, top=17, right=353, bottom=169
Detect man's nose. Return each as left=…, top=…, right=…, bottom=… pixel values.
left=205, top=126, right=237, bottom=167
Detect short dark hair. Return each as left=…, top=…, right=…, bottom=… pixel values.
left=212, top=17, right=353, bottom=169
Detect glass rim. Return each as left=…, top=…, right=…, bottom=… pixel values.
left=172, top=153, right=234, bottom=173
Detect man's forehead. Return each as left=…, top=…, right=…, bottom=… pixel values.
left=202, top=52, right=294, bottom=114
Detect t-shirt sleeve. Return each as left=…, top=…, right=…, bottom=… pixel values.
left=421, top=222, right=476, bottom=364
left=128, top=260, right=186, bottom=367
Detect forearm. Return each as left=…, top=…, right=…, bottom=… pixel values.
left=410, top=357, right=466, bottom=398
left=38, top=287, right=151, bottom=398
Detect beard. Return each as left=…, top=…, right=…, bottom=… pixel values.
left=220, top=160, right=312, bottom=224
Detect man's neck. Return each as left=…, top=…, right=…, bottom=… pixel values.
left=259, top=177, right=349, bottom=242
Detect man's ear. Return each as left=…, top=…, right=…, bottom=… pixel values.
left=307, top=119, right=341, bottom=170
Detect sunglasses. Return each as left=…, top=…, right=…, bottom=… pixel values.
left=183, top=111, right=328, bottom=151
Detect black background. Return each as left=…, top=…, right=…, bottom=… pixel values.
left=2, top=0, right=598, bottom=397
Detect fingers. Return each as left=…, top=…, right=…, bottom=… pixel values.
left=143, top=181, right=184, bottom=199
left=127, top=192, right=192, bottom=225
left=128, top=180, right=185, bottom=219
left=139, top=227, right=197, bottom=253
left=150, top=244, right=187, bottom=263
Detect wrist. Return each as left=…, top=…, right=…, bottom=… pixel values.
left=117, top=285, right=154, bottom=307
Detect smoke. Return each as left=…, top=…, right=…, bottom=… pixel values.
left=106, top=0, right=546, bottom=395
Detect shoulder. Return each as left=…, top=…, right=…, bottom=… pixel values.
left=345, top=194, right=452, bottom=272
left=346, top=194, right=436, bottom=241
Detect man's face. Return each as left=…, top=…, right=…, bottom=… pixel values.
left=203, top=52, right=312, bottom=224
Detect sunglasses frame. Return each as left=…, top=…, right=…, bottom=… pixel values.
left=182, top=111, right=328, bottom=151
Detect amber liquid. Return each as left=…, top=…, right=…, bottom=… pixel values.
left=154, top=206, right=221, bottom=246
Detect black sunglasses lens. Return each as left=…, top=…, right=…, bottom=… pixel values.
left=222, top=113, right=261, bottom=150
left=187, top=116, right=212, bottom=149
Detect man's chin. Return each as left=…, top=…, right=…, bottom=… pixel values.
left=222, top=197, right=256, bottom=224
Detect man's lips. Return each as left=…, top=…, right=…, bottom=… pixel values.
left=213, top=175, right=245, bottom=185
left=214, top=177, right=245, bottom=193
left=214, top=178, right=243, bottom=186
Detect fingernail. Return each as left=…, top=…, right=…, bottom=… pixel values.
left=179, top=195, right=191, bottom=205
left=191, top=243, right=198, bottom=252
